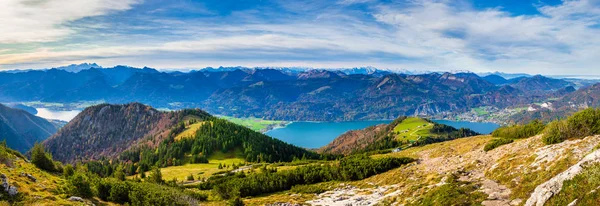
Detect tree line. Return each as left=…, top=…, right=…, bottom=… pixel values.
left=200, top=155, right=414, bottom=199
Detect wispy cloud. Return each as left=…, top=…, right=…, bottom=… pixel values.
left=0, top=0, right=141, bottom=43
left=1, top=0, right=600, bottom=75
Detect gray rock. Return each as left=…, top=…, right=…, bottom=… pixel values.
left=69, top=196, right=85, bottom=202
left=7, top=186, right=18, bottom=196
left=266, top=203, right=301, bottom=206
left=26, top=174, right=36, bottom=182
left=526, top=149, right=600, bottom=206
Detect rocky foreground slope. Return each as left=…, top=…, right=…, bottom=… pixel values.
left=253, top=134, right=600, bottom=206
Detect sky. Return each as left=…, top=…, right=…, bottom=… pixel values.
left=1, top=0, right=599, bottom=75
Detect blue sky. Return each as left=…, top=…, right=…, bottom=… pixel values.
left=1, top=0, right=599, bottom=75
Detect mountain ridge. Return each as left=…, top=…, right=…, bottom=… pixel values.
left=0, top=104, right=58, bottom=152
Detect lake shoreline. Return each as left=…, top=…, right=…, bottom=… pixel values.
left=264, top=119, right=500, bottom=149
left=262, top=118, right=501, bottom=134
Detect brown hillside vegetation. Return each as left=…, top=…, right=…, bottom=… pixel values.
left=43, top=103, right=210, bottom=163
left=317, top=124, right=388, bottom=155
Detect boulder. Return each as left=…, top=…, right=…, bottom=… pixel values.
left=69, top=196, right=84, bottom=202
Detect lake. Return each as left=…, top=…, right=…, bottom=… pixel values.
left=35, top=108, right=81, bottom=122
left=265, top=120, right=500, bottom=149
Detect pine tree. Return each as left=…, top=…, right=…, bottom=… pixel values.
left=31, top=142, right=55, bottom=172
left=148, top=167, right=163, bottom=184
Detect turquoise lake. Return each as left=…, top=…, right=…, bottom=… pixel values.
left=265, top=120, right=500, bottom=149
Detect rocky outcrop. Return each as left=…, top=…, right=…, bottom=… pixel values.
left=1, top=173, right=18, bottom=197
left=525, top=149, right=600, bottom=206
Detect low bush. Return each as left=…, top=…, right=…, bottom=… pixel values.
left=484, top=139, right=514, bottom=152
left=290, top=184, right=328, bottom=194
left=95, top=178, right=198, bottom=206
left=492, top=120, right=545, bottom=139
left=65, top=173, right=94, bottom=198
left=542, top=120, right=570, bottom=145
left=542, top=108, right=600, bottom=145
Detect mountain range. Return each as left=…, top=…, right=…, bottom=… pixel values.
left=0, top=64, right=584, bottom=122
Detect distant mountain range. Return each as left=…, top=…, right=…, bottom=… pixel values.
left=0, top=64, right=585, bottom=122
left=0, top=104, right=58, bottom=152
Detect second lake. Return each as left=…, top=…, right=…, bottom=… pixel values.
left=265, top=120, right=500, bottom=149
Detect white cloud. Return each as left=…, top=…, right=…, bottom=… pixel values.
left=1, top=0, right=600, bottom=75
left=0, top=0, right=140, bottom=43
left=370, top=0, right=600, bottom=74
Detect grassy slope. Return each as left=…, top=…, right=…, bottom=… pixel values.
left=174, top=122, right=206, bottom=141
left=0, top=149, right=116, bottom=205
left=158, top=158, right=246, bottom=182
left=392, top=117, right=434, bottom=142
left=0, top=158, right=71, bottom=205
left=218, top=116, right=283, bottom=132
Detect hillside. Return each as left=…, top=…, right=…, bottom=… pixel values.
left=44, top=103, right=318, bottom=166
left=318, top=117, right=480, bottom=155
left=0, top=104, right=57, bottom=153
left=0, top=143, right=75, bottom=205
left=507, top=83, right=600, bottom=124
left=235, top=111, right=600, bottom=205
left=43, top=103, right=212, bottom=163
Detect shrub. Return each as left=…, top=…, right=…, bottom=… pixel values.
left=492, top=120, right=545, bottom=139
left=109, top=181, right=130, bottom=204
left=566, top=108, right=600, bottom=138
left=484, top=139, right=514, bottom=152
left=290, top=184, right=328, bottom=194
left=147, top=167, right=164, bottom=184
left=228, top=197, right=244, bottom=206
left=541, top=108, right=600, bottom=145
left=191, top=154, right=209, bottom=164
left=114, top=168, right=126, bottom=181
left=184, top=190, right=208, bottom=201
left=187, top=174, right=194, bottom=181
left=96, top=179, right=113, bottom=201
left=63, top=164, right=75, bottom=177
left=0, top=144, right=14, bottom=167
left=30, top=143, right=55, bottom=172
left=543, top=120, right=570, bottom=145
left=65, top=173, right=93, bottom=198
left=128, top=182, right=191, bottom=206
